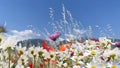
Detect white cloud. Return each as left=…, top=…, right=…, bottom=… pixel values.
left=0, top=30, right=41, bottom=46
left=10, top=30, right=40, bottom=40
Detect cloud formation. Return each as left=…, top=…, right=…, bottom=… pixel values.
left=0, top=30, right=40, bottom=47
left=10, top=30, right=40, bottom=40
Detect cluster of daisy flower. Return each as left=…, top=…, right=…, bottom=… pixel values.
left=56, top=37, right=120, bottom=68
left=0, top=33, right=120, bottom=68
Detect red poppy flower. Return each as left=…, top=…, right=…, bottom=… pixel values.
left=40, top=63, right=44, bottom=68
left=28, top=63, right=34, bottom=68
left=42, top=40, right=50, bottom=51
left=59, top=45, right=67, bottom=51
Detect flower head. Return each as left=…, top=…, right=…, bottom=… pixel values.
left=49, top=31, right=61, bottom=41
left=115, top=42, right=120, bottom=47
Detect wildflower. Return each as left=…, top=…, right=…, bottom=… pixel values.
left=49, top=52, right=56, bottom=60
left=115, top=42, right=120, bottom=47
left=86, top=63, right=97, bottom=68
left=17, top=55, right=28, bottom=67
left=49, top=31, right=61, bottom=41
left=28, top=46, right=37, bottom=57
left=71, top=55, right=79, bottom=61
left=111, top=65, right=117, bottom=68
left=91, top=50, right=96, bottom=55
left=107, top=63, right=117, bottom=68
left=0, top=37, right=2, bottom=43
left=103, top=48, right=120, bottom=61
left=110, top=54, right=116, bottom=60
left=99, top=37, right=111, bottom=47
left=59, top=44, right=67, bottom=51
left=16, top=44, right=26, bottom=56
left=63, top=62, right=68, bottom=68
left=28, top=63, right=34, bottom=68
left=1, top=36, right=17, bottom=50
left=42, top=40, right=50, bottom=51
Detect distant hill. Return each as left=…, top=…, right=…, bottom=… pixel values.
left=17, top=38, right=120, bottom=48
left=17, top=39, right=68, bottom=48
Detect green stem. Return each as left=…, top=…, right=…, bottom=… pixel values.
left=48, top=62, right=50, bottom=68
left=12, top=55, right=21, bottom=68
left=39, top=56, right=45, bottom=68
left=24, top=65, right=26, bottom=68
left=45, top=62, right=47, bottom=68
left=8, top=49, right=11, bottom=68
left=34, top=56, right=35, bottom=68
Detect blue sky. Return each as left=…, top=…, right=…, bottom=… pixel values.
left=0, top=0, right=120, bottom=38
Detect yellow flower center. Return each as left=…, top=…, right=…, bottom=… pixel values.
left=31, top=50, right=34, bottom=55
left=110, top=54, right=116, bottom=59
left=76, top=62, right=80, bottom=66
left=21, top=58, right=24, bottom=62
left=102, top=43, right=106, bottom=47
left=91, top=65, right=96, bottom=68
left=107, top=41, right=111, bottom=44
left=33, top=54, right=36, bottom=58
left=19, top=50, right=23, bottom=55
left=50, top=54, right=54, bottom=58
left=88, top=54, right=92, bottom=57
left=111, top=65, right=117, bottom=68
left=75, top=57, right=78, bottom=61
left=89, top=45, right=94, bottom=49
left=0, top=38, right=2, bottom=43
left=91, top=51, right=96, bottom=55
left=63, top=56, right=67, bottom=59
left=7, top=46, right=11, bottom=50
left=38, top=51, right=43, bottom=56
left=100, top=63, right=105, bottom=67
left=66, top=60, right=71, bottom=65
left=22, top=61, right=25, bottom=65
